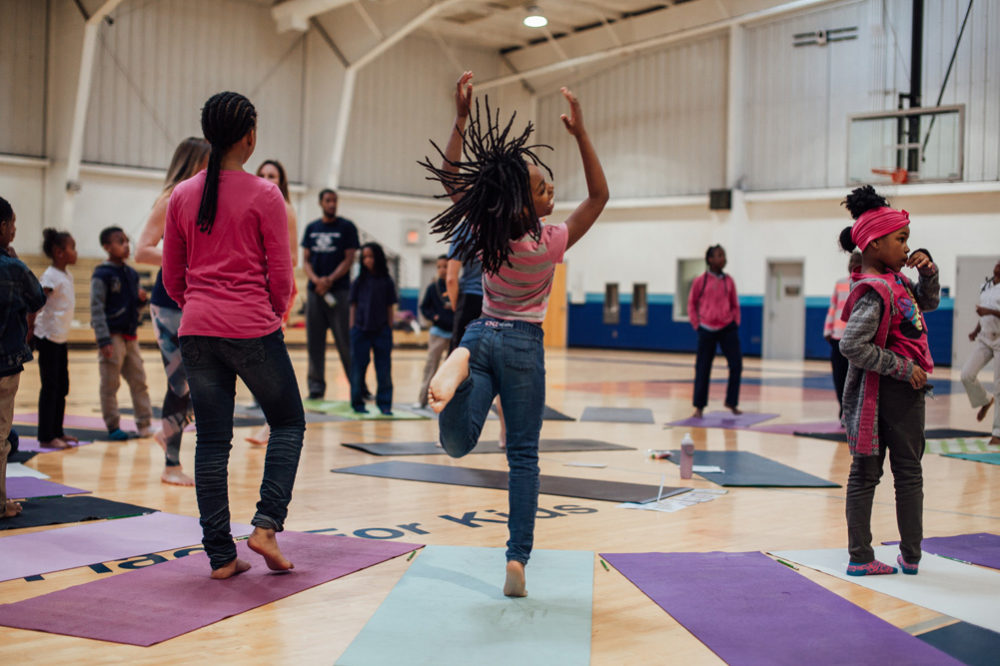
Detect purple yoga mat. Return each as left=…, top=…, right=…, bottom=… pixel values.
left=16, top=437, right=93, bottom=452
left=601, top=551, right=959, bottom=666
left=883, top=533, right=1000, bottom=570
left=666, top=411, right=779, bottom=429
left=0, top=512, right=252, bottom=583
left=749, top=421, right=844, bottom=436
left=0, top=532, right=420, bottom=646
left=5, top=477, right=91, bottom=499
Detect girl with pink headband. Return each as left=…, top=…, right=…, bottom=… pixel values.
left=837, top=185, right=939, bottom=577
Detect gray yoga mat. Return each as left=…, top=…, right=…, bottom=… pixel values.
left=341, top=438, right=634, bottom=456
left=917, top=622, right=1000, bottom=666
left=580, top=407, right=655, bottom=424
left=333, top=461, right=690, bottom=503
left=665, top=450, right=840, bottom=487
left=491, top=404, right=575, bottom=421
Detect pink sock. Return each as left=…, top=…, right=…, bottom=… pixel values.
left=846, top=559, right=898, bottom=576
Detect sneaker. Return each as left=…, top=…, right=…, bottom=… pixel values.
left=896, top=554, right=919, bottom=575
left=846, top=560, right=897, bottom=576
left=379, top=409, right=393, bottom=416
left=107, top=428, right=130, bottom=441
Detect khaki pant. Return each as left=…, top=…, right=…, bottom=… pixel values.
left=0, top=373, right=20, bottom=510
left=417, top=333, right=451, bottom=407
left=99, top=334, right=152, bottom=432
left=961, top=335, right=1000, bottom=437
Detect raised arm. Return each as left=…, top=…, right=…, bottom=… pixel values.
left=561, top=87, right=608, bottom=250
left=440, top=71, right=473, bottom=204
left=135, top=192, right=169, bottom=266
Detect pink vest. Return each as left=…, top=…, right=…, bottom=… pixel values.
left=885, top=271, right=933, bottom=373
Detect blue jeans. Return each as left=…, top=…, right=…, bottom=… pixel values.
left=350, top=326, right=393, bottom=412
left=438, top=317, right=545, bottom=564
left=180, top=329, right=305, bottom=570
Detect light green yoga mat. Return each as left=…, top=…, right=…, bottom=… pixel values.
left=302, top=399, right=429, bottom=421
left=926, top=438, right=1000, bottom=455
left=336, top=546, right=594, bottom=665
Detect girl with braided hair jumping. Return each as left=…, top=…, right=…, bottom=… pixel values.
left=163, top=92, right=304, bottom=579
left=423, top=72, right=608, bottom=596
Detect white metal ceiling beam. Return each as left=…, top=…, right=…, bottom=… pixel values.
left=476, top=0, right=840, bottom=91
left=272, top=0, right=357, bottom=33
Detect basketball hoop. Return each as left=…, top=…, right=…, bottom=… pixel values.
left=871, top=167, right=909, bottom=184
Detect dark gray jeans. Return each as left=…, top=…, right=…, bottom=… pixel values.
left=846, top=375, right=924, bottom=565
left=306, top=287, right=351, bottom=398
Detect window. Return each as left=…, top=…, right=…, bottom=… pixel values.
left=673, top=259, right=704, bottom=321
left=603, top=283, right=619, bottom=325
left=631, top=283, right=648, bottom=326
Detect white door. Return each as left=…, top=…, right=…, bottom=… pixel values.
left=764, top=261, right=805, bottom=361
left=952, top=256, right=998, bottom=367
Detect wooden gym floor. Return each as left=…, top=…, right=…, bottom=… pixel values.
left=1, top=345, right=996, bottom=664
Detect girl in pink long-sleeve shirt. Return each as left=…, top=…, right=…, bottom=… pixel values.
left=688, top=245, right=743, bottom=418
left=162, top=91, right=304, bottom=580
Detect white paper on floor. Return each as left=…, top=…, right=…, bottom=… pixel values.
left=620, top=489, right=727, bottom=513
left=771, top=545, right=1000, bottom=634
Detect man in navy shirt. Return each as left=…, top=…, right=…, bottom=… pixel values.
left=301, top=188, right=360, bottom=399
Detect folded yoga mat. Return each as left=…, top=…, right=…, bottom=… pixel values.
left=664, top=450, right=840, bottom=487
left=336, top=545, right=592, bottom=666
left=6, top=477, right=91, bottom=500
left=0, top=495, right=156, bottom=531
left=917, top=622, right=1000, bottom=666
left=5, top=462, right=49, bottom=479
left=882, top=533, right=1000, bottom=571
left=749, top=420, right=843, bottom=436
left=333, top=461, right=690, bottom=503
left=0, top=532, right=420, bottom=646
left=16, top=436, right=94, bottom=452
left=580, top=406, right=655, bottom=424
left=600, top=551, right=958, bottom=666
left=341, top=438, right=635, bottom=457
left=926, top=438, right=1000, bottom=455
left=771, top=546, right=1000, bottom=634
left=303, top=399, right=430, bottom=421
left=666, top=411, right=779, bottom=429
left=941, top=452, right=1000, bottom=465
left=0, top=512, right=252, bottom=582
left=793, top=428, right=992, bottom=443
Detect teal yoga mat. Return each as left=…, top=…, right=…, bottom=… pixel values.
left=941, top=452, right=1000, bottom=465
left=336, top=545, right=593, bottom=665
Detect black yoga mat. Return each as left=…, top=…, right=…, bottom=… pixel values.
left=0, top=495, right=157, bottom=530
left=8, top=450, right=38, bottom=464
left=121, top=406, right=266, bottom=428
left=12, top=425, right=122, bottom=442
left=917, top=622, right=1000, bottom=666
left=793, top=427, right=992, bottom=442
left=332, top=461, right=690, bottom=503
left=489, top=404, right=575, bottom=422
left=342, top=438, right=635, bottom=456
left=665, top=450, right=840, bottom=487
left=579, top=407, right=655, bottom=424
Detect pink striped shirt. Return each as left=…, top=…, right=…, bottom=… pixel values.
left=481, top=222, right=568, bottom=323
left=823, top=277, right=851, bottom=340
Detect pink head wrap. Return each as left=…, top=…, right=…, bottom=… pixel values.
left=851, top=207, right=910, bottom=251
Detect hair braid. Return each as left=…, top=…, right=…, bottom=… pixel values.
left=419, top=97, right=551, bottom=275
left=197, top=92, right=257, bottom=234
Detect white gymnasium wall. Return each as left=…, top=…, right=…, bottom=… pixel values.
left=535, top=32, right=729, bottom=200
left=0, top=0, right=46, bottom=157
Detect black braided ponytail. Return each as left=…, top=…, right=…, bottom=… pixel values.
left=197, top=92, right=257, bottom=234
left=419, top=97, right=551, bottom=275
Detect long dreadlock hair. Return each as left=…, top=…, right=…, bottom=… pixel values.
left=420, top=97, right=551, bottom=275
left=197, top=92, right=257, bottom=234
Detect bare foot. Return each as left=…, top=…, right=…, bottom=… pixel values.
left=63, top=434, right=79, bottom=443
left=692, top=408, right=704, bottom=419
left=427, top=348, right=470, bottom=413
left=977, top=398, right=994, bottom=422
left=39, top=437, right=71, bottom=450
left=161, top=466, right=195, bottom=486
left=726, top=404, right=743, bottom=415
left=248, top=526, right=294, bottom=571
left=210, top=557, right=251, bottom=579
left=153, top=430, right=168, bottom=452
left=2, top=500, right=23, bottom=518
left=246, top=425, right=269, bottom=447
left=503, top=560, right=527, bottom=597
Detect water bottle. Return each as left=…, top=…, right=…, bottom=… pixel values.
left=323, top=291, right=337, bottom=307
left=680, top=433, right=694, bottom=479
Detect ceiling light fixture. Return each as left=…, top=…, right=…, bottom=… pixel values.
left=523, top=5, right=547, bottom=28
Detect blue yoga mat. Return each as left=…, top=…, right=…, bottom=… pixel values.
left=667, top=450, right=840, bottom=487
left=336, top=546, right=593, bottom=665
left=941, top=452, right=1000, bottom=465
left=917, top=622, right=1000, bottom=666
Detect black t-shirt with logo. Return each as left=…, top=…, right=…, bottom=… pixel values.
left=301, top=217, right=360, bottom=291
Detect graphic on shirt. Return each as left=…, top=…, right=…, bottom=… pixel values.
left=310, top=232, right=341, bottom=252
left=893, top=274, right=924, bottom=339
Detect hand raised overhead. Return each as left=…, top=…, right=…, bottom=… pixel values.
left=559, top=87, right=585, bottom=136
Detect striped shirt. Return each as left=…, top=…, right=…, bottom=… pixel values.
left=823, top=276, right=852, bottom=340
left=481, top=222, right=568, bottom=323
